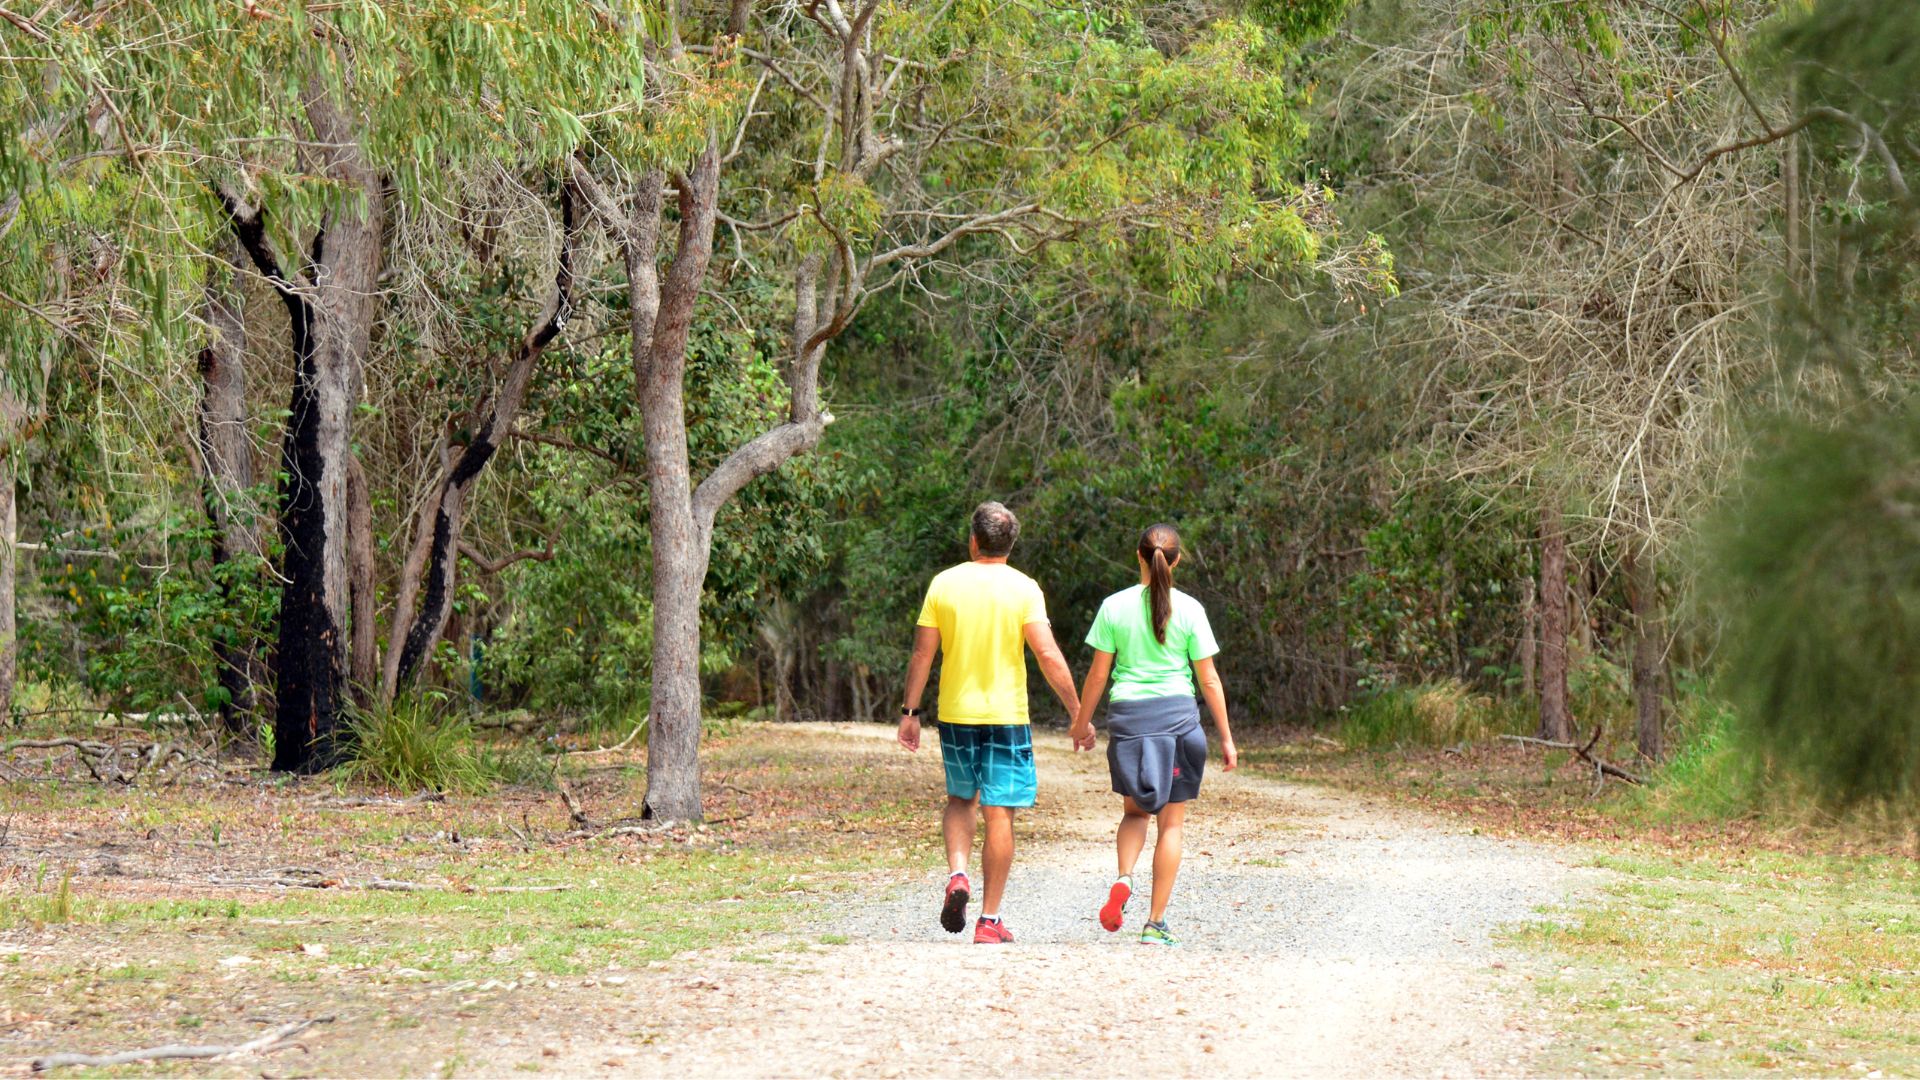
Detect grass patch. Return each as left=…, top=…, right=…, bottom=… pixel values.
left=1336, top=680, right=1516, bottom=749
left=342, top=692, right=498, bottom=794
left=1506, top=848, right=1920, bottom=1075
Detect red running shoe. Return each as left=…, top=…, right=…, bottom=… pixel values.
left=973, top=917, right=1014, bottom=944
left=939, top=872, right=970, bottom=934
left=1099, top=879, right=1132, bottom=932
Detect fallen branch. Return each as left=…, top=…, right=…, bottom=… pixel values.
left=564, top=716, right=648, bottom=756
left=0, top=738, right=207, bottom=784
left=32, top=1016, right=333, bottom=1072
left=365, top=879, right=571, bottom=894
left=555, top=775, right=591, bottom=828
left=320, top=790, right=446, bottom=808
left=1499, top=724, right=1647, bottom=785
left=207, top=868, right=568, bottom=894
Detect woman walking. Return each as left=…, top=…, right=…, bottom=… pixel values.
left=1069, top=523, right=1237, bottom=946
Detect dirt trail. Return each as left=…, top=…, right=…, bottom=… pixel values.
left=530, top=724, right=1598, bottom=1078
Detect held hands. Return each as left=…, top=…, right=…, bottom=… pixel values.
left=1068, top=718, right=1096, bottom=752
left=897, top=714, right=922, bottom=752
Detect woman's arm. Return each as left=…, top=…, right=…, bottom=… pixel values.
left=1070, top=650, right=1113, bottom=751
left=1193, top=656, right=1236, bottom=770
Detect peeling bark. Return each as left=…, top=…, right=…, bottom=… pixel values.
left=226, top=85, right=384, bottom=772
left=194, top=238, right=266, bottom=736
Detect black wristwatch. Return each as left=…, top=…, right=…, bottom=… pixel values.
left=900, top=706, right=924, bottom=718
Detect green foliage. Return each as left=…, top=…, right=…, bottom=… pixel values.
left=1341, top=498, right=1529, bottom=692
left=342, top=692, right=495, bottom=795
left=1640, top=688, right=1766, bottom=820
left=31, top=495, right=277, bottom=716
left=1709, top=409, right=1920, bottom=806
left=485, top=314, right=845, bottom=728
left=1697, top=0, right=1920, bottom=809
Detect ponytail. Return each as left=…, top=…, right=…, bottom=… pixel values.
left=1138, top=523, right=1180, bottom=645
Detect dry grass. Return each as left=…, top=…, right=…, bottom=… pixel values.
left=0, top=722, right=939, bottom=1075
left=1241, top=727, right=1920, bottom=1076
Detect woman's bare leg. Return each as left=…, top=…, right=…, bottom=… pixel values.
left=1116, top=796, right=1151, bottom=877
left=1148, top=801, right=1188, bottom=922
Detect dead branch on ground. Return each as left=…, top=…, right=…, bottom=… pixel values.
left=32, top=1016, right=333, bottom=1072
left=563, top=716, right=647, bottom=756
left=0, top=738, right=210, bottom=784
left=205, top=867, right=569, bottom=893
left=1500, top=723, right=1648, bottom=786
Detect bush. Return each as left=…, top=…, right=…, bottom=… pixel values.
left=1338, top=680, right=1507, bottom=748
left=1637, top=690, right=1766, bottom=820
left=341, top=693, right=495, bottom=794
left=1709, top=409, right=1920, bottom=806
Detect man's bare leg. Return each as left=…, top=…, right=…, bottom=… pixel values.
left=943, top=794, right=978, bottom=876
left=980, top=805, right=1015, bottom=917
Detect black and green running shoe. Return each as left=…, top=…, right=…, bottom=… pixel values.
left=1139, top=920, right=1179, bottom=946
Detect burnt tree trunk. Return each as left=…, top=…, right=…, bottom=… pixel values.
left=383, top=184, right=580, bottom=700
left=1625, top=541, right=1664, bottom=763
left=226, top=89, right=384, bottom=772
left=194, top=239, right=266, bottom=736
left=1537, top=504, right=1572, bottom=743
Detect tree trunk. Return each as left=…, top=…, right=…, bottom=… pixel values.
left=1537, top=504, right=1572, bottom=742
left=1625, top=541, right=1663, bottom=763
left=1519, top=573, right=1536, bottom=701
left=347, top=454, right=377, bottom=702
left=637, top=148, right=722, bottom=823
left=0, top=455, right=15, bottom=723
left=194, top=238, right=265, bottom=736
left=382, top=185, right=579, bottom=701
left=227, top=89, right=385, bottom=772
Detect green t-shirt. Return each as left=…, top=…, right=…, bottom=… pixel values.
left=1085, top=585, right=1219, bottom=702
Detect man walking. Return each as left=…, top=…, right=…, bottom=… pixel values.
left=898, top=502, right=1084, bottom=943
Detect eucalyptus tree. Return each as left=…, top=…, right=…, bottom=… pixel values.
left=566, top=0, right=1388, bottom=820
left=2, top=1, right=649, bottom=762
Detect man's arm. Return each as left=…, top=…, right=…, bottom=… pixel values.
left=898, top=625, right=941, bottom=751
left=1023, top=621, right=1081, bottom=723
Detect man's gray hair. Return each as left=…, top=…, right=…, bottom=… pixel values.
left=971, top=501, right=1020, bottom=557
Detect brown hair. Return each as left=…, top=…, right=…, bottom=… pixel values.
left=1138, top=523, right=1180, bottom=644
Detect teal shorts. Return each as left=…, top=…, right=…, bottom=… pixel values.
left=938, top=723, right=1037, bottom=808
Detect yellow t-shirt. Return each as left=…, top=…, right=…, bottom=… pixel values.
left=916, top=561, right=1049, bottom=725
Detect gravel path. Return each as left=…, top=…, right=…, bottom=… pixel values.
left=543, top=724, right=1598, bottom=1078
